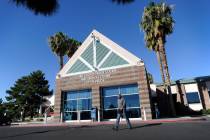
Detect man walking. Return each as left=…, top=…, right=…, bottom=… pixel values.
left=113, top=94, right=132, bottom=130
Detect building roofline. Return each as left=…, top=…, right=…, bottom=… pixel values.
left=156, top=75, right=210, bottom=87
left=57, top=29, right=144, bottom=78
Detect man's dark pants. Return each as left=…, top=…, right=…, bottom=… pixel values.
left=115, top=109, right=132, bottom=129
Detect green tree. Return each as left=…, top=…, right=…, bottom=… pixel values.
left=140, top=2, right=176, bottom=116
left=10, top=0, right=59, bottom=16
left=66, top=38, right=81, bottom=59
left=6, top=70, right=52, bottom=120
left=0, top=98, right=2, bottom=105
left=0, top=98, right=4, bottom=116
left=147, top=72, right=154, bottom=84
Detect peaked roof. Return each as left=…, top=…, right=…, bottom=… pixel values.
left=57, top=29, right=144, bottom=78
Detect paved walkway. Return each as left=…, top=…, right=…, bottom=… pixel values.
left=11, top=116, right=208, bottom=128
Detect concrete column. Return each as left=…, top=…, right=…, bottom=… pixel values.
left=92, top=86, right=101, bottom=121
left=54, top=78, right=62, bottom=122
left=176, top=82, right=188, bottom=106
left=198, top=82, right=210, bottom=110
left=138, top=66, right=152, bottom=120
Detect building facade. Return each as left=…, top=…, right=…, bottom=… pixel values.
left=53, top=30, right=153, bottom=122
left=153, top=76, right=210, bottom=117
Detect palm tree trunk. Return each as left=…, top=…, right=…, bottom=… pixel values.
left=156, top=51, right=166, bottom=92
left=159, top=37, right=176, bottom=117
left=59, top=55, right=64, bottom=70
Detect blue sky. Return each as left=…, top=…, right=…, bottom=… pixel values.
left=0, top=0, right=210, bottom=100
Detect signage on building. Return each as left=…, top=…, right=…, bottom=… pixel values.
left=79, top=69, right=117, bottom=83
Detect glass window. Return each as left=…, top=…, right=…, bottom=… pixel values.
left=103, top=96, right=118, bottom=109
left=126, top=108, right=141, bottom=118
left=120, top=84, right=138, bottom=95
left=102, top=84, right=141, bottom=119
left=208, top=90, right=210, bottom=98
left=80, top=111, right=91, bottom=120
left=64, top=100, right=77, bottom=111
left=103, top=86, right=119, bottom=97
left=78, top=99, right=92, bottom=111
left=124, top=94, right=140, bottom=108
left=66, top=92, right=78, bottom=100
left=78, top=90, right=91, bottom=99
left=66, top=89, right=91, bottom=100
left=64, top=112, right=77, bottom=121
left=63, top=89, right=92, bottom=121
left=186, top=92, right=200, bottom=104
left=103, top=109, right=117, bottom=119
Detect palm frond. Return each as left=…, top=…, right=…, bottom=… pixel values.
left=10, top=0, right=59, bottom=16
left=140, top=2, right=174, bottom=51
left=112, top=0, right=134, bottom=4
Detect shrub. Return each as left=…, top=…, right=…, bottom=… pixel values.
left=202, top=109, right=210, bottom=115
left=36, top=118, right=44, bottom=121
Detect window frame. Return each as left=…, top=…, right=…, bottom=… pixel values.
left=186, top=92, right=201, bottom=104
left=102, top=84, right=141, bottom=119
left=63, top=89, right=92, bottom=121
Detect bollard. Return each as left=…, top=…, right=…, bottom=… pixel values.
left=44, top=113, right=47, bottom=124
left=143, top=107, right=147, bottom=121
left=97, top=109, right=100, bottom=122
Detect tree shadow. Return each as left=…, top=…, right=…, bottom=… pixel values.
left=0, top=124, right=112, bottom=139
left=0, top=126, right=70, bottom=139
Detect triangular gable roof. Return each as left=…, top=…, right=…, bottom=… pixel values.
left=57, top=29, right=144, bottom=78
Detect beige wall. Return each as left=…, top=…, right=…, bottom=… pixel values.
left=184, top=83, right=203, bottom=111
left=184, top=83, right=199, bottom=93
left=171, top=85, right=177, bottom=94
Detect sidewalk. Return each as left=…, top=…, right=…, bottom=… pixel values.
left=11, top=116, right=208, bottom=128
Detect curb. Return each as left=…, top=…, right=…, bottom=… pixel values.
left=11, top=117, right=206, bottom=128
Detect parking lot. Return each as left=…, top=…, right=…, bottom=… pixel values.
left=0, top=121, right=210, bottom=140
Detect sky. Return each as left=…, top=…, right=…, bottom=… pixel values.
left=0, top=0, right=210, bottom=101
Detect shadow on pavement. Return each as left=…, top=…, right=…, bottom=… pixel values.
left=0, top=123, right=162, bottom=139
left=0, top=125, right=110, bottom=139
left=0, top=127, right=70, bottom=139
left=132, top=123, right=162, bottom=129
left=118, top=123, right=162, bottom=130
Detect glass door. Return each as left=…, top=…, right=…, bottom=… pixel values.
left=63, top=89, right=92, bottom=121
left=102, top=84, right=141, bottom=120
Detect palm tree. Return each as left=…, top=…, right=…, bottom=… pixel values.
left=112, top=0, right=134, bottom=4
left=140, top=2, right=176, bottom=116
left=10, top=0, right=59, bottom=16
left=66, top=38, right=81, bottom=59
left=48, top=32, right=69, bottom=70
left=10, top=0, right=134, bottom=16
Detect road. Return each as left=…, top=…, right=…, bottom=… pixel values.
left=0, top=121, right=209, bottom=140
